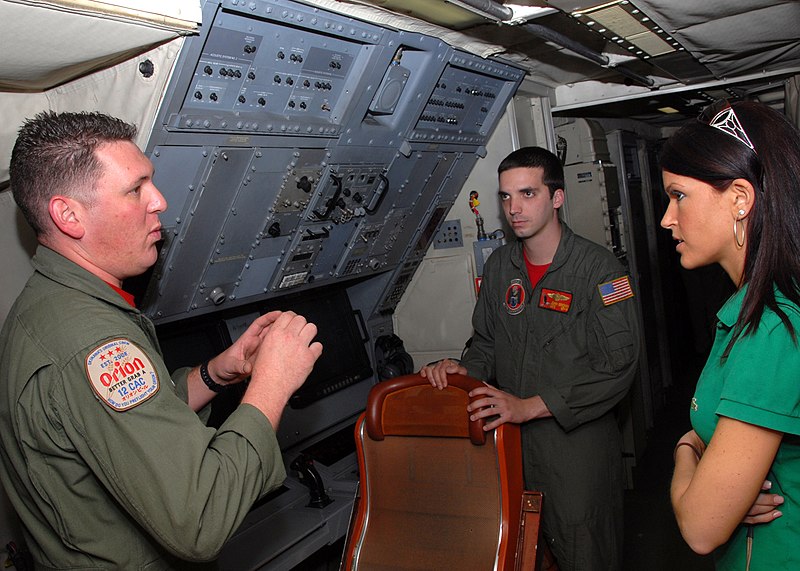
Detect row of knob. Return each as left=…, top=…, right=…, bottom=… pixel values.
left=200, top=64, right=334, bottom=92
left=418, top=114, right=459, bottom=124
left=428, top=99, right=465, bottom=109
left=193, top=90, right=334, bottom=113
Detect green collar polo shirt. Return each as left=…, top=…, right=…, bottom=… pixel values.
left=692, top=286, right=800, bottom=570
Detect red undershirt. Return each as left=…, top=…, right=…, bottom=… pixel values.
left=106, top=282, right=137, bottom=308
left=523, top=248, right=550, bottom=289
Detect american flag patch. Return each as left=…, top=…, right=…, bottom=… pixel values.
left=598, top=276, right=634, bottom=306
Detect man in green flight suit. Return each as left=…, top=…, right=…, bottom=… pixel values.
left=422, top=146, right=640, bottom=571
left=0, top=111, right=323, bottom=569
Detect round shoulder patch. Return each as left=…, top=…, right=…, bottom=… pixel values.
left=85, top=338, right=160, bottom=411
left=504, top=278, right=526, bottom=315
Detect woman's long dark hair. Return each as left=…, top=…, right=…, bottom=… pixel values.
left=660, top=101, right=800, bottom=343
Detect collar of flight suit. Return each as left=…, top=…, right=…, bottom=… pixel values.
left=31, top=244, right=141, bottom=315
left=508, top=221, right=575, bottom=278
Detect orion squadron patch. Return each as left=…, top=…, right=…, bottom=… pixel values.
left=504, top=279, right=526, bottom=315
left=85, top=338, right=159, bottom=411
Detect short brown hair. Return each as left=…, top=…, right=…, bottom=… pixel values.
left=498, top=146, right=564, bottom=198
left=10, top=111, right=137, bottom=236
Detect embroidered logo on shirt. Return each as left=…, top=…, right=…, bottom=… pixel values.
left=539, top=288, right=573, bottom=313
left=85, top=338, right=159, bottom=411
left=504, top=279, right=526, bottom=315
left=598, top=276, right=634, bottom=306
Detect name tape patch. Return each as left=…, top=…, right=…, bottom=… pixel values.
left=85, top=338, right=159, bottom=411
left=539, top=288, right=573, bottom=313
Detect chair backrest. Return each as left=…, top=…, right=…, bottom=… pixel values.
left=342, top=373, right=524, bottom=571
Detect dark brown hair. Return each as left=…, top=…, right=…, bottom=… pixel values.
left=660, top=101, right=800, bottom=342
left=498, top=146, right=564, bottom=198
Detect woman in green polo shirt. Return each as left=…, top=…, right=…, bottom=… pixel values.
left=661, top=100, right=800, bottom=570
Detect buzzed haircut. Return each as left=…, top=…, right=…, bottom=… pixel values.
left=10, top=111, right=138, bottom=236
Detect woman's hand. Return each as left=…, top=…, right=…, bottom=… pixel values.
left=674, top=429, right=706, bottom=461
left=742, top=480, right=784, bottom=525
left=670, top=418, right=782, bottom=554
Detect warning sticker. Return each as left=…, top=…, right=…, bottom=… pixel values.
left=85, top=338, right=159, bottom=411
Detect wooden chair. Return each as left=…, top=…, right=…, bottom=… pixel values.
left=341, top=373, right=547, bottom=570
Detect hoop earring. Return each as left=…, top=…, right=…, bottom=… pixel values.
left=734, top=216, right=746, bottom=249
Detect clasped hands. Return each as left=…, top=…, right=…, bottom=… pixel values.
left=419, top=358, right=547, bottom=431
left=206, top=310, right=322, bottom=391
left=677, top=430, right=783, bottom=526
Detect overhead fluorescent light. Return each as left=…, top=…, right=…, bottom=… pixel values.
left=588, top=5, right=648, bottom=36
left=570, top=1, right=676, bottom=58
left=570, top=1, right=625, bottom=16
left=627, top=31, right=674, bottom=56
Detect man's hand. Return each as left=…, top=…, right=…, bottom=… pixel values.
left=206, top=311, right=285, bottom=386
left=467, top=383, right=552, bottom=431
left=242, top=311, right=323, bottom=428
left=419, top=358, right=466, bottom=390
left=743, top=480, right=784, bottom=525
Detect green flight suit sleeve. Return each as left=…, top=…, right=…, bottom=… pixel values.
left=171, top=365, right=191, bottom=402
left=462, top=266, right=498, bottom=383
left=171, top=365, right=213, bottom=424
left=46, top=342, right=286, bottom=562
left=537, top=272, right=640, bottom=432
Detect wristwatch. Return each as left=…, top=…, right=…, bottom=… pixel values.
left=199, top=361, right=230, bottom=393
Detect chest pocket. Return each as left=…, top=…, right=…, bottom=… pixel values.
left=537, top=288, right=587, bottom=348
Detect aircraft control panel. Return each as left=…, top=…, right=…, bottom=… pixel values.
left=137, top=0, right=525, bottom=567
